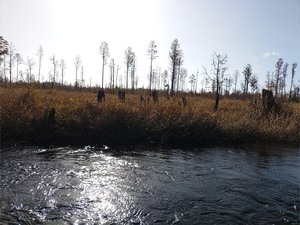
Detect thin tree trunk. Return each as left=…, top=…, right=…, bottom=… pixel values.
left=126, top=65, right=129, bottom=90
left=102, top=55, right=105, bottom=89
left=289, top=75, right=294, bottom=98
left=61, top=69, right=64, bottom=87
left=171, top=61, right=176, bottom=97
left=75, top=69, right=78, bottom=88
left=149, top=58, right=153, bottom=95
left=16, top=63, right=19, bottom=83
left=214, top=91, right=220, bottom=111
left=112, top=59, right=115, bottom=94
left=214, top=79, right=220, bottom=111
left=38, top=58, right=41, bottom=82
left=9, top=56, right=12, bottom=84
left=176, top=59, right=181, bottom=96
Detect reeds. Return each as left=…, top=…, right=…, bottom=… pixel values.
left=0, top=87, right=299, bottom=145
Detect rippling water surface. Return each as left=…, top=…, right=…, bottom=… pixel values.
left=1, top=144, right=299, bottom=224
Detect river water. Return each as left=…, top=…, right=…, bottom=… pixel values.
left=0, top=144, right=299, bottom=224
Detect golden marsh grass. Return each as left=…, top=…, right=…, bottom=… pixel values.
left=0, top=86, right=299, bottom=145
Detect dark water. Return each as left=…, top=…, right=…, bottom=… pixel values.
left=0, top=144, right=299, bottom=225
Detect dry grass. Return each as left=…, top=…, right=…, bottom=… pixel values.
left=0, top=86, right=299, bottom=145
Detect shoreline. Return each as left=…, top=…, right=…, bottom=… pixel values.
left=1, top=136, right=298, bottom=151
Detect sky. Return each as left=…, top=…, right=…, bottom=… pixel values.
left=1, top=0, right=299, bottom=91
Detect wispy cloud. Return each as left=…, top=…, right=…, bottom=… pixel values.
left=262, top=51, right=281, bottom=58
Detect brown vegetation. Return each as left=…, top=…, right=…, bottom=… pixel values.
left=0, top=86, right=299, bottom=146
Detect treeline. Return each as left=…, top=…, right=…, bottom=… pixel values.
left=0, top=36, right=299, bottom=105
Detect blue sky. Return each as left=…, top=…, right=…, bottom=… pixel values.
left=1, top=0, right=299, bottom=90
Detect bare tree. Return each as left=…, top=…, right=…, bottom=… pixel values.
left=147, top=40, right=158, bottom=94
left=265, top=71, right=271, bottom=90
left=2, top=55, right=7, bottom=84
left=203, top=52, right=228, bottom=111
left=135, top=73, right=139, bottom=90
left=0, top=37, right=8, bottom=84
left=180, top=67, right=188, bottom=91
left=0, top=36, right=9, bottom=85
left=233, top=70, right=239, bottom=97
left=242, top=64, right=252, bottom=97
left=80, top=65, right=85, bottom=88
left=37, top=45, right=44, bottom=82
left=27, top=57, right=35, bottom=84
left=124, top=47, right=134, bottom=89
left=109, top=58, right=115, bottom=91
left=195, top=69, right=199, bottom=93
left=161, top=70, right=168, bottom=90
left=280, top=62, right=288, bottom=97
left=15, top=53, right=23, bottom=82
left=204, top=77, right=210, bottom=93
left=74, top=55, right=82, bottom=88
left=99, top=42, right=110, bottom=89
left=274, top=58, right=283, bottom=98
left=289, top=63, right=297, bottom=98
left=50, top=54, right=58, bottom=88
left=152, top=68, right=157, bottom=89
left=59, top=59, right=66, bottom=87
left=169, top=39, right=181, bottom=97
left=8, top=42, right=16, bottom=84
left=157, top=67, right=161, bottom=90
left=19, top=70, right=25, bottom=83
left=250, top=75, right=259, bottom=94
left=189, top=73, right=196, bottom=92
left=176, top=54, right=184, bottom=95
left=0, top=36, right=9, bottom=63
left=115, top=64, right=122, bottom=88
left=224, top=77, right=233, bottom=96
left=130, top=53, right=136, bottom=91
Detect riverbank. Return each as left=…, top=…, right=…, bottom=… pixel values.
left=1, top=87, right=299, bottom=146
